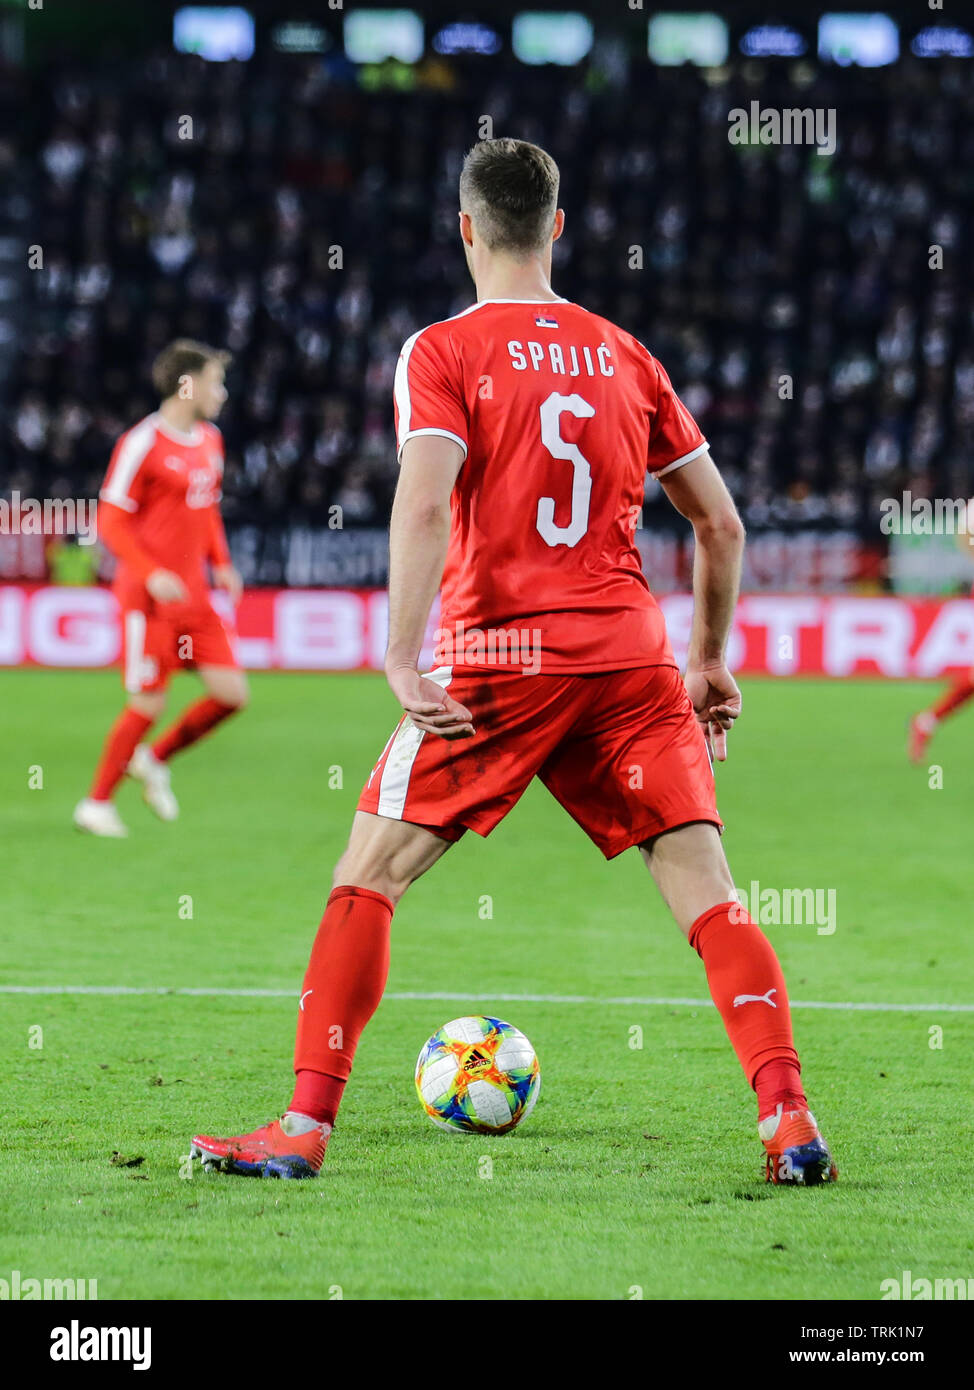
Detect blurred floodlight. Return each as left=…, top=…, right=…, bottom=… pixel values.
left=911, top=26, right=974, bottom=59
left=648, top=14, right=729, bottom=67
left=818, top=14, right=899, bottom=67
left=272, top=21, right=332, bottom=55
left=173, top=7, right=255, bottom=62
left=433, top=22, right=502, bottom=57
left=513, top=13, right=594, bottom=66
left=344, top=10, right=424, bottom=65
left=739, top=24, right=808, bottom=59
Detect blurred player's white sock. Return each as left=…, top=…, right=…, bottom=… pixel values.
left=281, top=1112, right=327, bottom=1136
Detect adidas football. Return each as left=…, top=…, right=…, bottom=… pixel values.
left=415, top=1015, right=541, bottom=1134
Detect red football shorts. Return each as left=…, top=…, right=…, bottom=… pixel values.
left=120, top=599, right=238, bottom=693
left=358, top=664, right=722, bottom=859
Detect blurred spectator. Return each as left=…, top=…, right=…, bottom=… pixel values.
left=2, top=47, right=972, bottom=554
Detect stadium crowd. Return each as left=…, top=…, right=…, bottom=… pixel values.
left=3, top=45, right=973, bottom=569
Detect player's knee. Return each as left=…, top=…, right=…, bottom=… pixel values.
left=209, top=674, right=248, bottom=710
left=225, top=679, right=249, bottom=711
left=331, top=871, right=407, bottom=907
left=130, top=693, right=165, bottom=721
left=331, top=853, right=408, bottom=907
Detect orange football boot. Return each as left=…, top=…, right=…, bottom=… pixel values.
left=190, top=1117, right=330, bottom=1178
left=759, top=1103, right=838, bottom=1186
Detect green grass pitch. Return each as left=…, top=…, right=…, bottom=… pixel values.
left=1, top=669, right=971, bottom=1300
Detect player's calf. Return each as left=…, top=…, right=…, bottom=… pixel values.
left=199, top=664, right=249, bottom=710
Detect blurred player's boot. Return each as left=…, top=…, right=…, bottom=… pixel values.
left=73, top=797, right=128, bottom=838
left=189, top=1115, right=330, bottom=1179
left=759, top=1103, right=837, bottom=1185
left=907, top=713, right=935, bottom=764
left=128, top=744, right=179, bottom=821
left=910, top=678, right=974, bottom=761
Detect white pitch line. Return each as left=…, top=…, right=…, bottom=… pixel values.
left=0, top=985, right=971, bottom=1013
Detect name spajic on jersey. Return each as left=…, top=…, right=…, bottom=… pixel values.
left=508, top=339, right=615, bottom=378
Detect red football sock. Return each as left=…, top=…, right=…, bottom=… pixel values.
left=689, top=901, right=806, bottom=1120
left=290, top=886, right=394, bottom=1126
left=89, top=708, right=154, bottom=801
left=289, top=1070, right=347, bottom=1128
left=930, top=677, right=974, bottom=723
left=151, top=696, right=237, bottom=762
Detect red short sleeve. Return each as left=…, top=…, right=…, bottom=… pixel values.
left=648, top=359, right=708, bottom=478
left=393, top=328, right=468, bottom=463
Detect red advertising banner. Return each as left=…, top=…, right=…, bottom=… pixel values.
left=1, top=585, right=972, bottom=677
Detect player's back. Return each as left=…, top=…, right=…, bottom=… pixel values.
left=394, top=299, right=708, bottom=673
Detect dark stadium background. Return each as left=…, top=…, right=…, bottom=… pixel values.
left=3, top=2, right=974, bottom=1320
left=1, top=0, right=971, bottom=602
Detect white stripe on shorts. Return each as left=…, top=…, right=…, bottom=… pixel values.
left=376, top=666, right=453, bottom=820
left=123, top=610, right=147, bottom=694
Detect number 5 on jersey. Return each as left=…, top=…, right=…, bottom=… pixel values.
left=536, top=391, right=595, bottom=548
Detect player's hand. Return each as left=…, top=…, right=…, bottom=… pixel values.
left=684, top=662, right=741, bottom=763
left=212, top=564, right=243, bottom=606
left=146, top=568, right=188, bottom=605
left=385, top=663, right=475, bottom=740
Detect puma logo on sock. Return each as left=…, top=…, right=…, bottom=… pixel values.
left=733, top=988, right=778, bottom=1008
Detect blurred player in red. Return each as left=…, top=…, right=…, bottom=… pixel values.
left=909, top=507, right=974, bottom=762
left=192, top=141, right=836, bottom=1185
left=74, top=340, right=247, bottom=837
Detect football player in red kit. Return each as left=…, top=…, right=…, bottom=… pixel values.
left=192, top=141, right=837, bottom=1184
left=74, top=341, right=247, bottom=837
left=908, top=505, right=974, bottom=761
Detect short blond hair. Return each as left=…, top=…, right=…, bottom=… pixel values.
left=151, top=340, right=231, bottom=399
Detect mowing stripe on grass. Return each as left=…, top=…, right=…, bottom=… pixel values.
left=0, top=985, right=971, bottom=1012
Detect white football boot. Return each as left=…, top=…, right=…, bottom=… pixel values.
left=73, top=798, right=128, bottom=838
left=127, top=744, right=179, bottom=821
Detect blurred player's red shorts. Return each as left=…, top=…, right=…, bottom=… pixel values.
left=358, top=664, right=722, bottom=859
left=120, top=599, right=238, bottom=693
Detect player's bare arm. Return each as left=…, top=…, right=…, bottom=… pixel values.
left=384, top=434, right=474, bottom=739
left=211, top=564, right=242, bottom=605
left=661, top=448, right=745, bottom=761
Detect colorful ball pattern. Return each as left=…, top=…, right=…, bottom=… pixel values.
left=415, top=1015, right=541, bottom=1134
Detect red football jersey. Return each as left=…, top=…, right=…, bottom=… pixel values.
left=98, top=413, right=229, bottom=608
left=393, top=298, right=707, bottom=673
